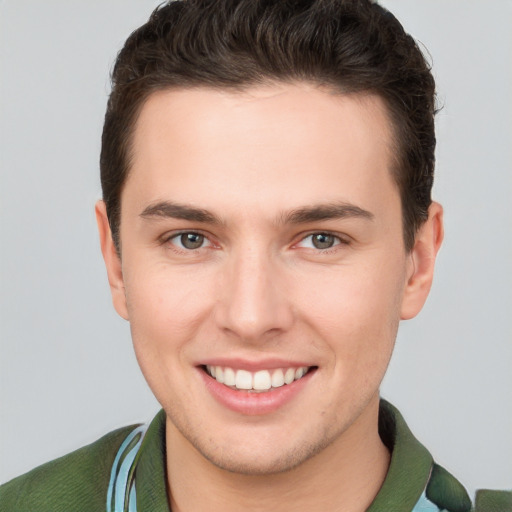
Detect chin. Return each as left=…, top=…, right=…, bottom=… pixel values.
left=191, top=428, right=335, bottom=476
left=203, top=449, right=307, bottom=476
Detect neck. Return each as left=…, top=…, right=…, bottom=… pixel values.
left=165, top=396, right=389, bottom=512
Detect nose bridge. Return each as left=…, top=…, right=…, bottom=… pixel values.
left=217, top=244, right=292, bottom=341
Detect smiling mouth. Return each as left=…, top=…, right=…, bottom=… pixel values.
left=203, top=365, right=315, bottom=393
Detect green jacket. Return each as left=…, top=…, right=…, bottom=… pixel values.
left=1, top=400, right=510, bottom=511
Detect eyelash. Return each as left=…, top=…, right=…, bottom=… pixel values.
left=293, top=232, right=350, bottom=253
left=163, top=230, right=214, bottom=253
left=162, top=230, right=350, bottom=255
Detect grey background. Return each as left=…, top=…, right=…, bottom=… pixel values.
left=1, top=0, right=511, bottom=496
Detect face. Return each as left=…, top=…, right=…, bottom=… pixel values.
left=98, top=83, right=441, bottom=475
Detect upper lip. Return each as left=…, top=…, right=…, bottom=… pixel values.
left=197, top=357, right=315, bottom=372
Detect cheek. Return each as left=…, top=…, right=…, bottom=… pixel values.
left=296, top=260, right=405, bottom=362
left=123, top=268, right=215, bottom=407
left=123, top=264, right=215, bottom=356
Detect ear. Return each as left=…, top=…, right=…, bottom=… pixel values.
left=400, top=201, right=444, bottom=320
left=95, top=200, right=129, bottom=320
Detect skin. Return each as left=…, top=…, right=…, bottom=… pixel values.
left=97, top=83, right=443, bottom=512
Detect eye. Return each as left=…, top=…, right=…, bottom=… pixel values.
left=169, top=232, right=210, bottom=250
left=297, top=233, right=343, bottom=250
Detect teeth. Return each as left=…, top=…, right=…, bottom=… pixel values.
left=253, top=370, right=272, bottom=391
left=224, top=367, right=236, bottom=386
left=215, top=366, right=224, bottom=384
left=235, top=370, right=253, bottom=390
left=205, top=365, right=310, bottom=391
left=271, top=369, right=285, bottom=388
left=284, top=368, right=295, bottom=385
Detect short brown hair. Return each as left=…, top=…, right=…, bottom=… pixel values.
left=101, top=0, right=437, bottom=252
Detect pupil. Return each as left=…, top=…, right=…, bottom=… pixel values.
left=313, top=233, right=334, bottom=249
left=181, top=233, right=203, bottom=249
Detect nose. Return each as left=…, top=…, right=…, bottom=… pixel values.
left=215, top=248, right=294, bottom=342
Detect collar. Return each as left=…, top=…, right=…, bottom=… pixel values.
left=133, top=399, right=434, bottom=511
left=367, top=399, right=433, bottom=511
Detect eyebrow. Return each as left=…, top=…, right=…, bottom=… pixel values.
left=139, top=200, right=374, bottom=226
left=280, top=202, right=374, bottom=225
left=140, top=201, right=222, bottom=224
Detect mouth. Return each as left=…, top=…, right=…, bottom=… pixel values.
left=202, top=365, right=316, bottom=393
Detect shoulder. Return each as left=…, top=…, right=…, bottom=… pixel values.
left=0, top=424, right=139, bottom=512
left=474, top=489, right=512, bottom=512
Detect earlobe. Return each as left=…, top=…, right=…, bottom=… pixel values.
left=95, top=200, right=129, bottom=320
left=400, top=202, right=444, bottom=320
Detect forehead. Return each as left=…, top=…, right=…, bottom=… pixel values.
left=125, top=83, right=398, bottom=220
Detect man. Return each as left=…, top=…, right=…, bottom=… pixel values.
left=0, top=1, right=510, bottom=511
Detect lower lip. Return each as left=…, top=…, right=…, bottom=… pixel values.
left=199, top=368, right=315, bottom=416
